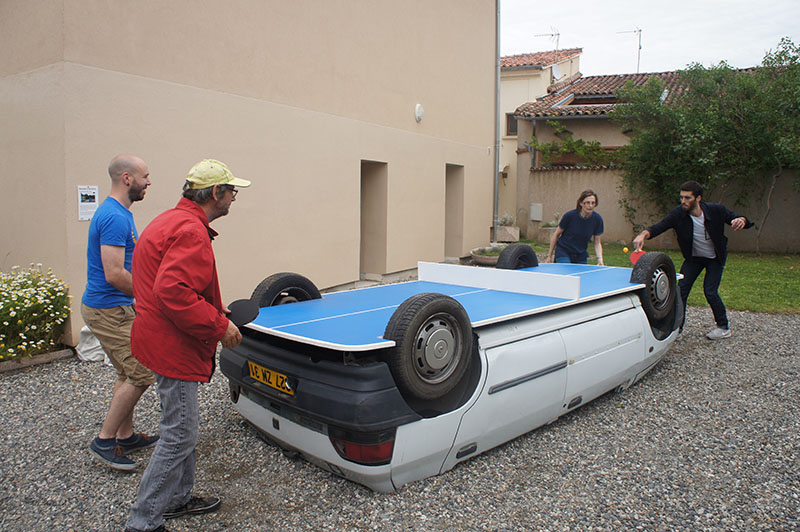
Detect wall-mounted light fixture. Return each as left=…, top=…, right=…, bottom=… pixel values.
left=415, top=104, right=424, bottom=123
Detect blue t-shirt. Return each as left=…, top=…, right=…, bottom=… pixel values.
left=82, top=197, right=137, bottom=308
left=555, top=208, right=604, bottom=261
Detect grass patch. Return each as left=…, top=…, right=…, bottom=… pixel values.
left=518, top=239, right=800, bottom=314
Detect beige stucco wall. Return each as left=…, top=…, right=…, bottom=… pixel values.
left=1, top=0, right=497, bottom=345
left=499, top=72, right=547, bottom=224
left=523, top=168, right=639, bottom=244
left=532, top=117, right=630, bottom=149
left=498, top=55, right=581, bottom=228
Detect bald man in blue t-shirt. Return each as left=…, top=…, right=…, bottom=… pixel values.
left=82, top=154, right=159, bottom=471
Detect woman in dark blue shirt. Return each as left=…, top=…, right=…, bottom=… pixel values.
left=546, top=190, right=604, bottom=265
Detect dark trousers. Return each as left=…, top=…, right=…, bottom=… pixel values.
left=679, top=256, right=728, bottom=328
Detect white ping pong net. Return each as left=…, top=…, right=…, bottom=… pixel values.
left=417, top=262, right=580, bottom=300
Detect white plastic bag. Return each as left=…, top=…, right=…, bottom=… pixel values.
left=75, top=326, right=111, bottom=365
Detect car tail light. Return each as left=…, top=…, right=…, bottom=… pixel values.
left=328, top=427, right=395, bottom=466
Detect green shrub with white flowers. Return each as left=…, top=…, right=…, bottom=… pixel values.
left=0, top=264, right=71, bottom=361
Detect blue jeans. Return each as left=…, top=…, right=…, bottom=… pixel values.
left=679, top=256, right=728, bottom=328
left=126, top=374, right=198, bottom=532
left=554, top=253, right=588, bottom=264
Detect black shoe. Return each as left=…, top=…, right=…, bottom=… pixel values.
left=163, top=494, right=221, bottom=519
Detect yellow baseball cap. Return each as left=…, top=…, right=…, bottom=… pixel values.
left=186, top=159, right=251, bottom=189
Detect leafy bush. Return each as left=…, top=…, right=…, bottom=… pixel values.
left=498, top=213, right=515, bottom=226
left=0, top=264, right=71, bottom=361
left=541, top=211, right=561, bottom=228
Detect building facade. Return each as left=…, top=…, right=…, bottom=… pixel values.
left=0, top=0, right=499, bottom=344
left=498, top=49, right=581, bottom=229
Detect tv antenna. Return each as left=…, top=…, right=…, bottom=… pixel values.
left=535, top=28, right=560, bottom=63
left=617, top=27, right=642, bottom=73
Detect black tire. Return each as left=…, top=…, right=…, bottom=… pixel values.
left=630, top=252, right=676, bottom=322
left=383, top=293, right=473, bottom=401
left=496, top=244, right=539, bottom=270
left=250, top=272, right=321, bottom=308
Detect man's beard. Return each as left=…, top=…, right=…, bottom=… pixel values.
left=128, top=186, right=146, bottom=203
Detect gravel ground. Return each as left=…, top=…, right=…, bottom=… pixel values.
left=1, top=307, right=798, bottom=532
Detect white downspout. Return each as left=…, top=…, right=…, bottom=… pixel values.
left=492, top=0, right=501, bottom=243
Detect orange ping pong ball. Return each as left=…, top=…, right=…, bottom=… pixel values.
left=623, top=247, right=629, bottom=253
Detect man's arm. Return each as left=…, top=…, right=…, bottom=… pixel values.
left=152, top=232, right=229, bottom=342
left=219, top=319, right=242, bottom=348
left=100, top=244, right=133, bottom=296
left=730, top=217, right=747, bottom=231
left=710, top=203, right=753, bottom=231
left=632, top=208, right=681, bottom=251
left=632, top=229, right=650, bottom=251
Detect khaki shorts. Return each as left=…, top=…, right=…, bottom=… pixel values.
left=81, top=302, right=155, bottom=387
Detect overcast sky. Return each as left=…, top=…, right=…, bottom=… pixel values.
left=501, top=0, right=800, bottom=76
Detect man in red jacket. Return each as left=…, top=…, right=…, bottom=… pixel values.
left=125, top=159, right=250, bottom=532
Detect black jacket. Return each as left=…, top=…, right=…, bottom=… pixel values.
left=646, top=202, right=753, bottom=265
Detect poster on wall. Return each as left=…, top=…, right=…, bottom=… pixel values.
left=78, top=185, right=99, bottom=221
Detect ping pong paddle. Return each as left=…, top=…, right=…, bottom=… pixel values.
left=227, top=299, right=260, bottom=326
left=630, top=249, right=646, bottom=265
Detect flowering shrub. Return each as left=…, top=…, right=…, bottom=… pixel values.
left=0, top=264, right=71, bottom=361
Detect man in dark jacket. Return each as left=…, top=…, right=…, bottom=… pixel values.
left=632, top=181, right=752, bottom=340
left=124, top=159, right=250, bottom=532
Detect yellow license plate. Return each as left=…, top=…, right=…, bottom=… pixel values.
left=247, top=361, right=295, bottom=396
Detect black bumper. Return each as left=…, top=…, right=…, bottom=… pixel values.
left=219, top=333, right=421, bottom=433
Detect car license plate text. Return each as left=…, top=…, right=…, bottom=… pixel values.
left=247, top=361, right=295, bottom=396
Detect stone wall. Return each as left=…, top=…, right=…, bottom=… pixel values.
left=522, top=167, right=799, bottom=253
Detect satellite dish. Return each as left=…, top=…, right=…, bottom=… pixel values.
left=552, top=63, right=563, bottom=80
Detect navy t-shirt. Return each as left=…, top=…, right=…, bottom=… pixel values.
left=82, top=197, right=137, bottom=308
left=555, top=209, right=604, bottom=261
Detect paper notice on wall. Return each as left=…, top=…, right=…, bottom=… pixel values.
left=78, top=185, right=99, bottom=221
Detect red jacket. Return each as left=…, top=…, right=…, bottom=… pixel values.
left=131, top=198, right=229, bottom=382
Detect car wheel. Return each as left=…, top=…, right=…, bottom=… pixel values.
left=496, top=244, right=539, bottom=270
left=383, top=293, right=473, bottom=401
left=630, top=252, right=676, bottom=322
left=250, top=272, right=321, bottom=307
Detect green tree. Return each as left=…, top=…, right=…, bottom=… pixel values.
left=612, top=38, right=800, bottom=252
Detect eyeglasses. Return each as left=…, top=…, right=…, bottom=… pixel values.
left=224, top=186, right=238, bottom=198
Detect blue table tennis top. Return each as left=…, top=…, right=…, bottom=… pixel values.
left=246, top=264, right=643, bottom=351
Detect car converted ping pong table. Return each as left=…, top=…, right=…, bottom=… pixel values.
left=220, top=247, right=682, bottom=492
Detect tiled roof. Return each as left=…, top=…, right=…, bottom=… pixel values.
left=501, top=48, right=583, bottom=70
left=515, top=71, right=685, bottom=119
left=547, top=71, right=581, bottom=93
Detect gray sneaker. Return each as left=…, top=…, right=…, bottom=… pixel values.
left=706, top=327, right=731, bottom=340
left=89, top=439, right=137, bottom=471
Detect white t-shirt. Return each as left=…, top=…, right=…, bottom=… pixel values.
left=691, top=213, right=716, bottom=258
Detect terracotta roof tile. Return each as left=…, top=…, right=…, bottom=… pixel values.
left=515, top=71, right=686, bottom=119
left=547, top=71, right=582, bottom=93
left=501, top=48, right=583, bottom=70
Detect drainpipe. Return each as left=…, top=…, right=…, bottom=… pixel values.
left=492, top=0, right=501, bottom=243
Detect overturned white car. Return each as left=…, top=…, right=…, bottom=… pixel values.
left=220, top=247, right=682, bottom=491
